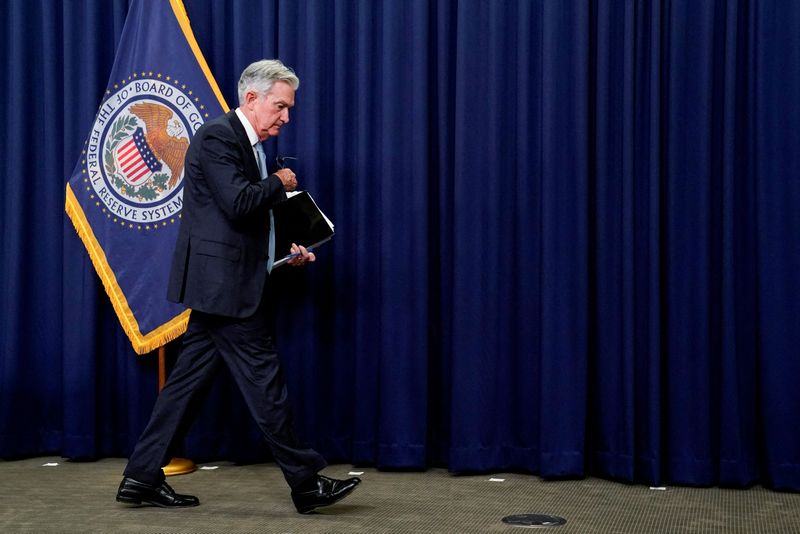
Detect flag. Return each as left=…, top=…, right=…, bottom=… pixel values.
left=65, top=0, right=228, bottom=354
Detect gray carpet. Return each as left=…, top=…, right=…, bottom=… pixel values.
left=0, top=457, right=798, bottom=533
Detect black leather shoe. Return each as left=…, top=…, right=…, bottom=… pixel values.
left=291, top=474, right=361, bottom=514
left=116, top=477, right=200, bottom=507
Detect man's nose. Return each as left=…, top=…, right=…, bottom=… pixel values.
left=282, top=108, right=290, bottom=123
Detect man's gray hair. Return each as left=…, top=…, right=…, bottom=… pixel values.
left=237, top=59, right=300, bottom=105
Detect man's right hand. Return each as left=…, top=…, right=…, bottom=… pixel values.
left=273, top=168, right=297, bottom=192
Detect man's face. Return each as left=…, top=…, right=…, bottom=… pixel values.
left=246, top=80, right=295, bottom=140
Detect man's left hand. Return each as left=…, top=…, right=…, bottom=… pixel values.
left=287, top=243, right=316, bottom=267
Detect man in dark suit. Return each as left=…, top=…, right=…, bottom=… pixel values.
left=116, top=59, right=360, bottom=513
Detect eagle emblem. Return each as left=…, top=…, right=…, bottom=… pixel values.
left=104, top=101, right=190, bottom=202
left=129, top=102, right=188, bottom=189
left=90, top=75, right=206, bottom=225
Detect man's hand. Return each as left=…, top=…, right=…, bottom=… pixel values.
left=273, top=168, right=297, bottom=192
left=287, top=243, right=316, bottom=267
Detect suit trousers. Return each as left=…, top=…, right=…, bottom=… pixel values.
left=123, top=277, right=327, bottom=489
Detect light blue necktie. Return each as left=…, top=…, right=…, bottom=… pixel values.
left=255, top=142, right=276, bottom=273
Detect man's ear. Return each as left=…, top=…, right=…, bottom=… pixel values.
left=244, top=90, right=258, bottom=109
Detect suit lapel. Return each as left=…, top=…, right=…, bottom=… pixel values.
left=226, top=111, right=261, bottom=182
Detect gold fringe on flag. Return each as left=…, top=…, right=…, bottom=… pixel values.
left=65, top=184, right=190, bottom=355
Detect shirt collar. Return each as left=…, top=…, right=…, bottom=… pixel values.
left=235, top=107, right=260, bottom=147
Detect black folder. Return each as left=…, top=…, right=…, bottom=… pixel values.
left=272, top=191, right=334, bottom=268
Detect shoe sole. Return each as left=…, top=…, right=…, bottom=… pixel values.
left=296, top=484, right=359, bottom=514
left=116, top=493, right=143, bottom=506
left=116, top=494, right=200, bottom=508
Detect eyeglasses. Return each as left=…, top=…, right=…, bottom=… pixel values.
left=276, top=155, right=297, bottom=169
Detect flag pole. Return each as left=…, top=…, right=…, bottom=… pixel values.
left=158, top=344, right=197, bottom=476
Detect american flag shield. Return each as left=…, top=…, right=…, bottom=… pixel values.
left=115, top=127, right=163, bottom=186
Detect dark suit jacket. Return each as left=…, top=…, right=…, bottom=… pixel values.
left=167, top=110, right=286, bottom=318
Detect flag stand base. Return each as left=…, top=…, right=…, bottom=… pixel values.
left=158, top=345, right=195, bottom=477
left=163, top=457, right=196, bottom=476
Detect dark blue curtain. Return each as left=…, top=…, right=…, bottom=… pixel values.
left=1, top=0, right=798, bottom=491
